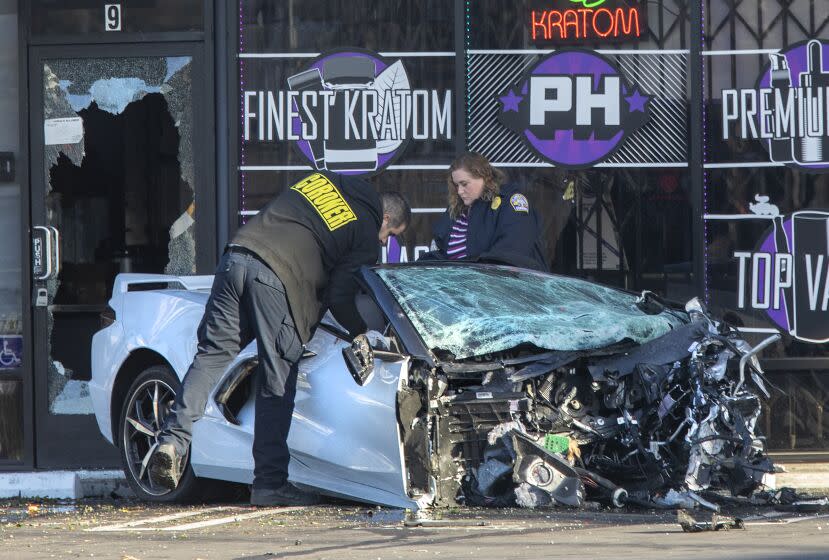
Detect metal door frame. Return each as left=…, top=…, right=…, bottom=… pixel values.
left=27, top=41, right=213, bottom=468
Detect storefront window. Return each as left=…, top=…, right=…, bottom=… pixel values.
left=703, top=1, right=829, bottom=360
left=0, top=379, right=22, bottom=461
left=238, top=0, right=457, bottom=259
left=764, top=371, right=829, bottom=451
left=703, top=1, right=829, bottom=451
left=465, top=1, right=693, bottom=297
left=0, top=0, right=23, bottom=461
left=235, top=0, right=825, bottom=454
left=241, top=0, right=453, bottom=52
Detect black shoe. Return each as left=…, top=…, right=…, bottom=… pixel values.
left=149, top=442, right=182, bottom=491
left=250, top=483, right=320, bottom=506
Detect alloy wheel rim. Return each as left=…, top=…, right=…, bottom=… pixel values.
left=122, top=378, right=186, bottom=496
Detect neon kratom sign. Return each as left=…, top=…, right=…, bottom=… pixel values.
left=569, top=0, right=609, bottom=7
left=530, top=0, right=645, bottom=43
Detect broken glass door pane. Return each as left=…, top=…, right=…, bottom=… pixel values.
left=42, top=56, right=195, bottom=415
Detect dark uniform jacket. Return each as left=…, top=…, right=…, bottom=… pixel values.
left=423, top=184, right=548, bottom=271
left=232, top=172, right=381, bottom=343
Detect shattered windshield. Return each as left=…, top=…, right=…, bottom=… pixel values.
left=375, top=265, right=686, bottom=360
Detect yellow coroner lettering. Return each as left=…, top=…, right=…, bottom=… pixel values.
left=291, top=173, right=358, bottom=231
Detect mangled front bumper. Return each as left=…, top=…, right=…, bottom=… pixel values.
left=406, top=299, right=780, bottom=509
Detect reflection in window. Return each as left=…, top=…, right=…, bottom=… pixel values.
left=0, top=379, right=23, bottom=461
left=0, top=8, right=22, bottom=361
left=241, top=0, right=453, bottom=52
left=765, top=371, right=829, bottom=451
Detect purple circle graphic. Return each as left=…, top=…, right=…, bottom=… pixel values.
left=290, top=49, right=405, bottom=176
left=499, top=49, right=650, bottom=169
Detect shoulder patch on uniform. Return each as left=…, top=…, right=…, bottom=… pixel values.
left=491, top=196, right=501, bottom=210
left=290, top=173, right=358, bottom=231
left=510, top=193, right=529, bottom=213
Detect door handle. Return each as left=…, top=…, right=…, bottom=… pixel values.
left=32, top=226, right=52, bottom=281
left=48, top=226, right=60, bottom=276
left=32, top=226, right=60, bottom=281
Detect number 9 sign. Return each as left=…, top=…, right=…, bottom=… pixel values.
left=105, top=4, right=122, bottom=31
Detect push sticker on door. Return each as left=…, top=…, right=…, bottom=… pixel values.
left=291, top=174, right=357, bottom=231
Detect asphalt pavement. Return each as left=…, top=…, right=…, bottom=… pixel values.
left=1, top=497, right=828, bottom=560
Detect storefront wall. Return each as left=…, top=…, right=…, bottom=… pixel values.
left=0, top=0, right=27, bottom=466
left=237, top=0, right=827, bottom=455
left=5, top=1, right=827, bottom=470
left=0, top=0, right=217, bottom=470
left=236, top=0, right=459, bottom=260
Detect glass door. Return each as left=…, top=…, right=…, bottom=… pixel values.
left=29, top=44, right=206, bottom=467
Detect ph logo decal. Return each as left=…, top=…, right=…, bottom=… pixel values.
left=496, top=48, right=651, bottom=169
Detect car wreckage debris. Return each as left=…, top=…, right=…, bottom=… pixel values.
left=413, top=298, right=786, bottom=511
left=766, top=488, right=829, bottom=513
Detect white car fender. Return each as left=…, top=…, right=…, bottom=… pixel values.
left=90, top=277, right=211, bottom=444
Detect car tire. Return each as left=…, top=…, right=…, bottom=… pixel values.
left=118, top=365, right=203, bottom=502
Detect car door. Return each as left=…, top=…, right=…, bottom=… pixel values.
left=287, top=327, right=410, bottom=506
left=190, top=326, right=412, bottom=508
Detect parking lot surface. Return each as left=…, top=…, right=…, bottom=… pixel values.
left=1, top=498, right=828, bottom=560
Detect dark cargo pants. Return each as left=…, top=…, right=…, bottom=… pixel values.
left=160, top=247, right=304, bottom=489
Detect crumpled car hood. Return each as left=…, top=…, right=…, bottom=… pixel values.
left=376, top=266, right=686, bottom=360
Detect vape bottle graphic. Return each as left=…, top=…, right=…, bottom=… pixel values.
left=768, top=54, right=794, bottom=163
left=773, top=214, right=795, bottom=331
left=323, top=56, right=378, bottom=172
left=287, top=68, right=327, bottom=170
left=795, top=40, right=829, bottom=164
left=791, top=211, right=829, bottom=343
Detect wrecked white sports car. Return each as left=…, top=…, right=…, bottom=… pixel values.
left=90, top=263, right=778, bottom=509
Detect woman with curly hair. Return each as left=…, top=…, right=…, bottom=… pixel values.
left=421, top=152, right=548, bottom=271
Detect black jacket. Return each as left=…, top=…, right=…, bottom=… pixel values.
left=422, top=184, right=548, bottom=271
left=232, top=172, right=381, bottom=343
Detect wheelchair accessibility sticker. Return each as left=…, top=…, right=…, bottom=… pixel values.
left=0, top=335, right=22, bottom=368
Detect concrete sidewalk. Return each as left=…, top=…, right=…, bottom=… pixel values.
left=774, top=463, right=829, bottom=492
left=0, top=470, right=132, bottom=500
left=0, top=461, right=826, bottom=500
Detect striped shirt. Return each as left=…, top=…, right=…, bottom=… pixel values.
left=446, top=212, right=469, bottom=259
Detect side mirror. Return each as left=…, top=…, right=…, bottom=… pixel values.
left=343, top=334, right=374, bottom=386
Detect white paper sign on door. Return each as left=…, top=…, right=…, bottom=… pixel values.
left=44, top=117, right=84, bottom=145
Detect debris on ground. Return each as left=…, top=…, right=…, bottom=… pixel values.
left=677, top=510, right=745, bottom=532
left=774, top=497, right=829, bottom=513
